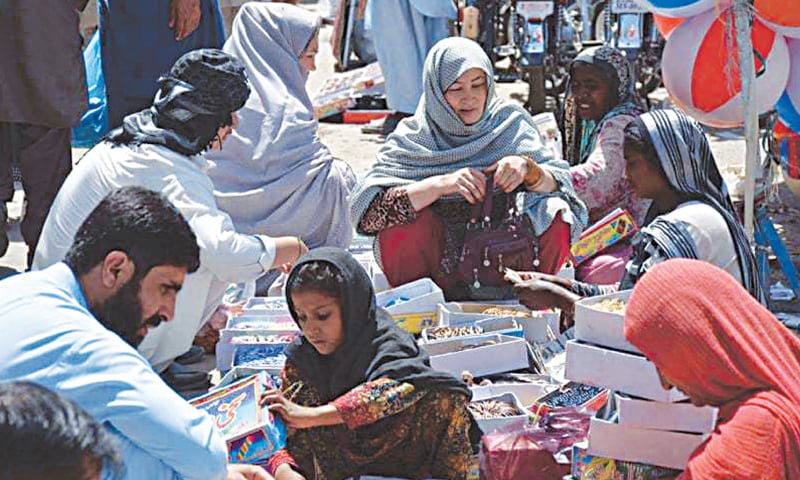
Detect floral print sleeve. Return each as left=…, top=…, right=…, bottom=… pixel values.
left=357, top=187, right=419, bottom=235
left=570, top=114, right=650, bottom=226
left=331, top=378, right=428, bottom=430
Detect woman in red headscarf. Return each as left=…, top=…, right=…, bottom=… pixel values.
left=624, top=258, right=800, bottom=480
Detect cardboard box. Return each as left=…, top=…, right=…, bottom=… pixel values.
left=217, top=332, right=297, bottom=372
left=424, top=334, right=529, bottom=378
left=571, top=208, right=638, bottom=265
left=588, top=416, right=708, bottom=470
left=469, top=392, right=531, bottom=434
left=574, top=290, right=639, bottom=354
left=420, top=317, right=524, bottom=344
left=565, top=340, right=687, bottom=402
left=532, top=381, right=608, bottom=415
left=471, top=382, right=552, bottom=406
left=232, top=343, right=290, bottom=372
left=438, top=302, right=557, bottom=342
left=376, top=278, right=444, bottom=334
left=191, top=373, right=285, bottom=464
left=242, top=297, right=290, bottom=314
left=615, top=393, right=718, bottom=434
left=571, top=443, right=682, bottom=479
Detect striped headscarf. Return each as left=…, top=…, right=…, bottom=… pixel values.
left=621, top=109, right=763, bottom=302
left=350, top=37, right=587, bottom=243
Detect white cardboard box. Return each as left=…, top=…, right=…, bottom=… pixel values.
left=425, top=334, right=529, bottom=378
left=438, top=302, right=557, bottom=343
left=615, top=393, right=718, bottom=434
left=470, top=392, right=531, bottom=434
left=376, top=278, right=445, bottom=334
left=471, top=382, right=553, bottom=406
left=588, top=416, right=708, bottom=470
left=565, top=340, right=687, bottom=402
left=574, top=290, right=639, bottom=354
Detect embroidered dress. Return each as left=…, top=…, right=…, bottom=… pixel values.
left=266, top=362, right=474, bottom=480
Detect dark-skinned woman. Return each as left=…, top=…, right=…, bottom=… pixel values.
left=563, top=46, right=650, bottom=284
left=511, top=109, right=763, bottom=328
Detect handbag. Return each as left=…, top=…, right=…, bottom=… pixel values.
left=457, top=177, right=540, bottom=290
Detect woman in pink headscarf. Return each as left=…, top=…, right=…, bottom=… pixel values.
left=624, top=258, right=800, bottom=479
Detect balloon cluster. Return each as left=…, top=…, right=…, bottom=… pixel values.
left=634, top=0, right=800, bottom=130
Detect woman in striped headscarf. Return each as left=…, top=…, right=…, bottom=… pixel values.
left=511, top=109, right=763, bottom=327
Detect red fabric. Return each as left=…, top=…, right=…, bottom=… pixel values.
left=535, top=212, right=571, bottom=275
left=378, top=208, right=455, bottom=291
left=265, top=448, right=298, bottom=476
left=379, top=209, right=571, bottom=294
left=624, top=259, right=800, bottom=480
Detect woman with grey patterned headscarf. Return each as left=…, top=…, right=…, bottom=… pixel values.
left=350, top=37, right=587, bottom=300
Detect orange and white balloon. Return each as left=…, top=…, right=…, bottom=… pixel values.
left=662, top=8, right=790, bottom=128
left=755, top=0, right=800, bottom=39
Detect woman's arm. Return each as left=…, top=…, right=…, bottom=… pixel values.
left=357, top=168, right=488, bottom=235
left=330, top=378, right=428, bottom=430
left=569, top=115, right=635, bottom=216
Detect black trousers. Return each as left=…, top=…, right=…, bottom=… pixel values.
left=0, top=123, right=72, bottom=266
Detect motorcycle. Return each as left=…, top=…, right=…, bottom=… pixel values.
left=593, top=0, right=665, bottom=101
left=463, top=0, right=583, bottom=114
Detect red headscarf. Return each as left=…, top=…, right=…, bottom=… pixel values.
left=624, top=259, right=800, bottom=479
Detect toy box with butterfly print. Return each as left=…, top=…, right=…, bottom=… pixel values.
left=570, top=208, right=638, bottom=265
left=190, top=373, right=286, bottom=464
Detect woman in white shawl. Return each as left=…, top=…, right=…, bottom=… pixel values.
left=206, top=3, right=356, bottom=252
left=350, top=37, right=587, bottom=300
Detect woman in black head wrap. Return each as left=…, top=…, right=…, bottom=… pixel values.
left=264, top=247, right=477, bottom=480
left=107, top=48, right=251, bottom=155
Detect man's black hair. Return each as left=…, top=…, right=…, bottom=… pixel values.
left=0, top=381, right=122, bottom=480
left=288, top=261, right=346, bottom=300
left=64, top=187, right=200, bottom=277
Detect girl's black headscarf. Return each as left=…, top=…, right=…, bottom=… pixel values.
left=107, top=48, right=250, bottom=156
left=284, top=247, right=472, bottom=403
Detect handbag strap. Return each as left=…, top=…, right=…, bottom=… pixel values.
left=467, top=174, right=525, bottom=227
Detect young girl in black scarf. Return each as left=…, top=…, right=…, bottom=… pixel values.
left=264, top=247, right=477, bottom=480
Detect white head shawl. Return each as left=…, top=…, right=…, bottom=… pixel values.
left=206, top=3, right=355, bottom=249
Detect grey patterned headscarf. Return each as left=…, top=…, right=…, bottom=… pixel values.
left=350, top=37, right=587, bottom=242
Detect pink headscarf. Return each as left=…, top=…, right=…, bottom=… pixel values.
left=624, top=259, right=800, bottom=479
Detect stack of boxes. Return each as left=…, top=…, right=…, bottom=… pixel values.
left=565, top=290, right=718, bottom=474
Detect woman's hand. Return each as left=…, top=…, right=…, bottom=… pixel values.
left=437, top=167, right=487, bottom=204
left=505, top=270, right=573, bottom=290
left=485, top=156, right=530, bottom=192
left=272, top=237, right=309, bottom=272
left=263, top=390, right=321, bottom=429
left=226, top=464, right=272, bottom=480
left=274, top=464, right=306, bottom=480
left=512, top=278, right=580, bottom=314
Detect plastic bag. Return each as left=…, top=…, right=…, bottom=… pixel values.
left=480, top=407, right=591, bottom=480
left=72, top=29, right=109, bottom=148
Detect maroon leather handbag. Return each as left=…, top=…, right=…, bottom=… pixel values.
left=457, top=177, right=540, bottom=290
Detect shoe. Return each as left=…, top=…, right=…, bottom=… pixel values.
left=174, top=345, right=205, bottom=365
left=160, top=362, right=210, bottom=393
left=361, top=111, right=412, bottom=136
left=0, top=204, right=8, bottom=258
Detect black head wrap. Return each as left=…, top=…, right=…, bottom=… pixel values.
left=284, top=247, right=472, bottom=404
left=107, top=48, right=250, bottom=156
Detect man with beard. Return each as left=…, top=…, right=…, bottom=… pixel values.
left=0, top=187, right=271, bottom=480
left=32, top=48, right=307, bottom=390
